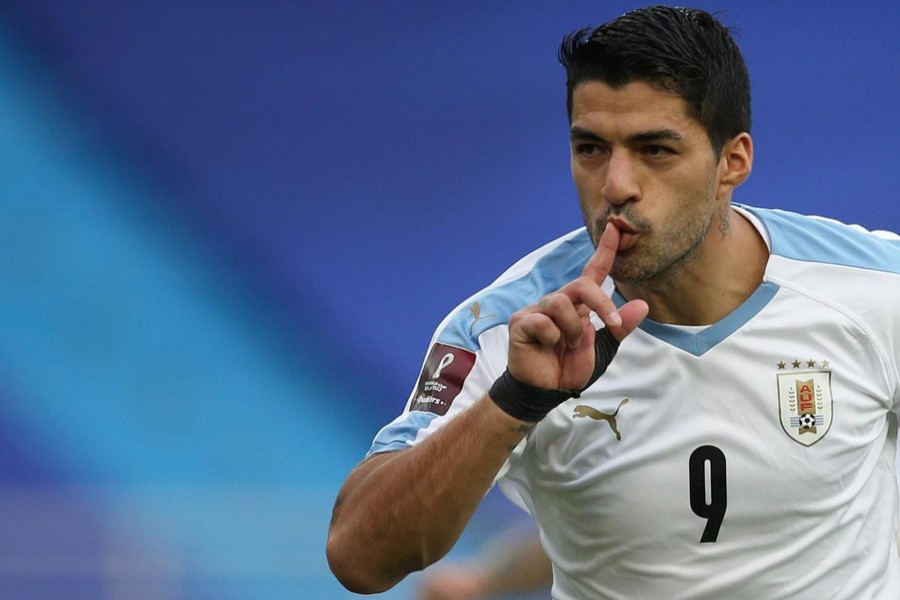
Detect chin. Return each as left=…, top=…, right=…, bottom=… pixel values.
left=610, top=266, right=646, bottom=285
left=611, top=255, right=662, bottom=285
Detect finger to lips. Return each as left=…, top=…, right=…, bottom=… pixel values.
left=581, top=222, right=619, bottom=281
left=579, top=222, right=622, bottom=326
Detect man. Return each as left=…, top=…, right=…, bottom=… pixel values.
left=327, top=6, right=900, bottom=598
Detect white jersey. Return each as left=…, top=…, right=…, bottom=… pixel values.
left=369, top=205, right=900, bottom=599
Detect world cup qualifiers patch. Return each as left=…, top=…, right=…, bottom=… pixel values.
left=408, top=343, right=476, bottom=416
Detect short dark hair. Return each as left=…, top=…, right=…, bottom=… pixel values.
left=558, top=5, right=751, bottom=154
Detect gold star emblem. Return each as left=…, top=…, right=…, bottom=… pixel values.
left=807, top=359, right=816, bottom=368
left=792, top=360, right=801, bottom=368
left=777, top=361, right=786, bottom=369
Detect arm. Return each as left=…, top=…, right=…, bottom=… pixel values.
left=326, top=223, right=648, bottom=593
left=326, top=395, right=534, bottom=593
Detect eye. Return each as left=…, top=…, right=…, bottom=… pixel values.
left=574, top=143, right=604, bottom=157
left=643, top=145, right=674, bottom=158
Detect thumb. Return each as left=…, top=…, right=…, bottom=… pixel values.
left=607, top=299, right=648, bottom=342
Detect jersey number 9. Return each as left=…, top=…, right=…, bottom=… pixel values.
left=689, top=445, right=727, bottom=543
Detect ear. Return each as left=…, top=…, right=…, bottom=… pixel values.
left=717, top=132, right=753, bottom=197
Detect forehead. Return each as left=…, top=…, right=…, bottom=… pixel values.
left=570, top=80, right=705, bottom=139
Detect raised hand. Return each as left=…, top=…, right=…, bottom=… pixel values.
left=506, top=222, right=648, bottom=392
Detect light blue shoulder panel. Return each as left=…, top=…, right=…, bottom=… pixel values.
left=437, top=230, right=595, bottom=351
left=741, top=205, right=900, bottom=274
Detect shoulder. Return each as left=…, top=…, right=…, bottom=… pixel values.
left=741, top=205, right=900, bottom=379
left=738, top=204, right=900, bottom=274
left=434, top=227, right=595, bottom=352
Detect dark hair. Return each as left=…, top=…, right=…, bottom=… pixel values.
left=559, top=5, right=751, bottom=154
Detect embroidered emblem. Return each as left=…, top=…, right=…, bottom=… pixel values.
left=776, top=360, right=833, bottom=446
left=573, top=398, right=630, bottom=441
left=408, top=344, right=477, bottom=416
left=468, top=301, right=496, bottom=335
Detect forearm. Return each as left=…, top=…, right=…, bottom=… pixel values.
left=326, top=395, right=532, bottom=593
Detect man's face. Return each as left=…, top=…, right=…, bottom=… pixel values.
left=569, top=80, right=726, bottom=284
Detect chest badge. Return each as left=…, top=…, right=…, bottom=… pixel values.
left=776, top=360, right=833, bottom=446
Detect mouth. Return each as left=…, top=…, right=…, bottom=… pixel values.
left=605, top=216, right=640, bottom=252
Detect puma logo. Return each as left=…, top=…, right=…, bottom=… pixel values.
left=468, top=301, right=496, bottom=335
left=573, top=398, right=630, bottom=441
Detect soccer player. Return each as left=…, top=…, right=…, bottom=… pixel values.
left=327, top=6, right=900, bottom=598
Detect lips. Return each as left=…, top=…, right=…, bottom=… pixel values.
left=606, top=217, right=639, bottom=251
left=617, top=231, right=638, bottom=251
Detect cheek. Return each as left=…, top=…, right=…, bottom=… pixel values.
left=571, top=167, right=603, bottom=207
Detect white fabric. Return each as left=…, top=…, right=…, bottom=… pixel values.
left=370, top=206, right=900, bottom=599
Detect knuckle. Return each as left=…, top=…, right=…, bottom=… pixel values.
left=509, top=310, right=528, bottom=328
left=536, top=293, right=561, bottom=311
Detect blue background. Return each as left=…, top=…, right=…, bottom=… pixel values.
left=0, top=1, right=897, bottom=598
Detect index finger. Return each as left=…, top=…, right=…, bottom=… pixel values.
left=581, top=221, right=619, bottom=282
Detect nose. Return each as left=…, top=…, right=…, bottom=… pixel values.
left=602, top=151, right=640, bottom=206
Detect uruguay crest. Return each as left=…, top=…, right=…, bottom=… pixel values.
left=777, top=365, right=833, bottom=446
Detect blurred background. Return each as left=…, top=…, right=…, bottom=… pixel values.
left=0, top=1, right=897, bottom=598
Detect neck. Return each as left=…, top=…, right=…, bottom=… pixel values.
left=615, top=206, right=768, bottom=326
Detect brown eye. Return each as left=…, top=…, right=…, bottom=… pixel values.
left=644, top=145, right=674, bottom=157
left=576, top=143, right=602, bottom=156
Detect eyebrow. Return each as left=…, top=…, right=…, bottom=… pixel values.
left=569, top=126, right=684, bottom=144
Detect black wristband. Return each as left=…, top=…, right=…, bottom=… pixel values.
left=489, top=369, right=575, bottom=422
left=489, top=327, right=621, bottom=422
left=585, top=326, right=620, bottom=390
